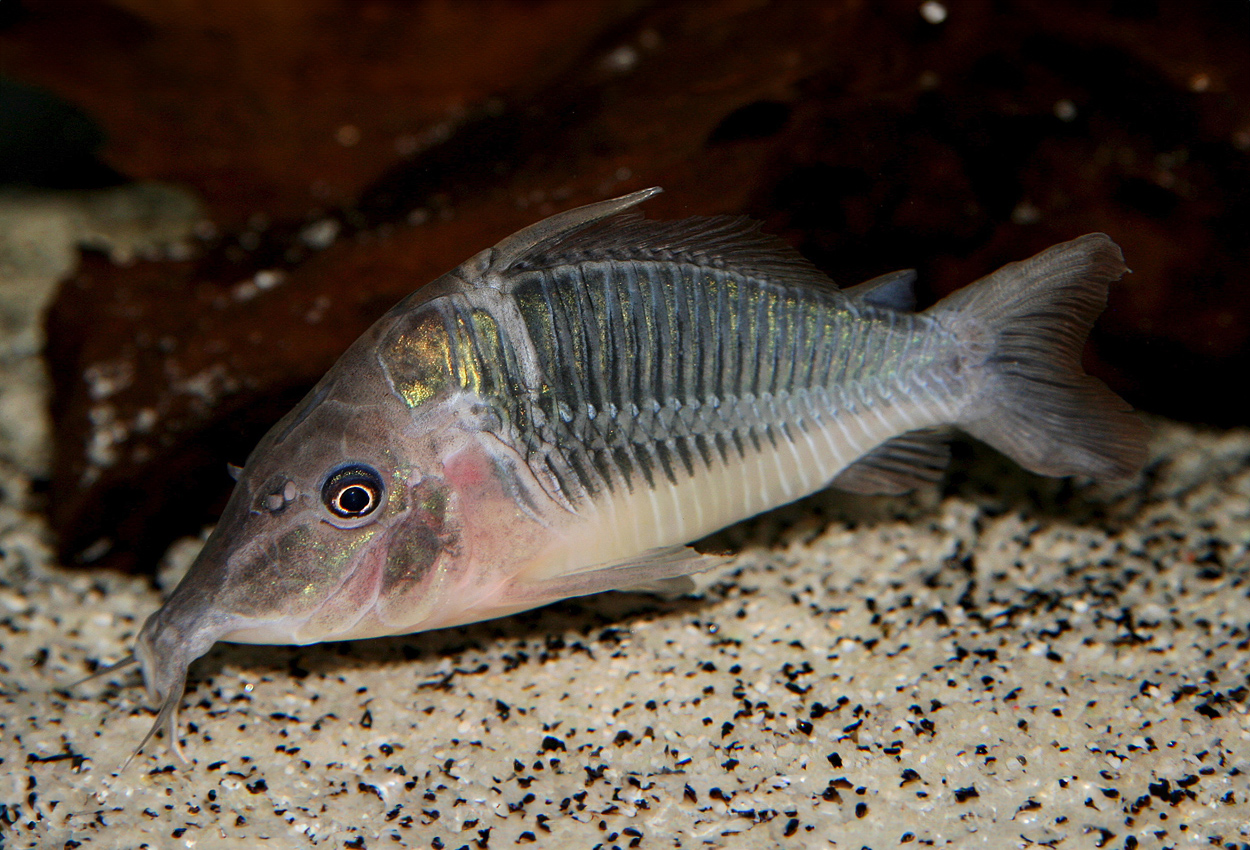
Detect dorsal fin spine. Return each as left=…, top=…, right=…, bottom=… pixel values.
left=489, top=188, right=663, bottom=273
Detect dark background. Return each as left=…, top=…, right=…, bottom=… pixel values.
left=1, top=0, right=1246, bottom=573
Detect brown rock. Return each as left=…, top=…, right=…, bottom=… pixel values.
left=1, top=0, right=642, bottom=228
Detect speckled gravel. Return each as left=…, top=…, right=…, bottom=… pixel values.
left=2, top=421, right=1249, bottom=849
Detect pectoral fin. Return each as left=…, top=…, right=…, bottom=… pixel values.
left=508, top=546, right=724, bottom=609
left=619, top=575, right=698, bottom=598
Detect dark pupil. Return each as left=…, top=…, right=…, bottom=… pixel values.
left=337, top=485, right=372, bottom=514
left=322, top=464, right=383, bottom=519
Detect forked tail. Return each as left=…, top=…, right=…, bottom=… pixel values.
left=934, top=234, right=1147, bottom=481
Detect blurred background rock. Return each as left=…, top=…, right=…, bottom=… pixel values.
left=0, top=0, right=1246, bottom=573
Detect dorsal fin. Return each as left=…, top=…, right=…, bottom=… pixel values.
left=488, top=188, right=663, bottom=273
left=493, top=191, right=837, bottom=291
left=843, top=269, right=917, bottom=311
left=830, top=429, right=950, bottom=495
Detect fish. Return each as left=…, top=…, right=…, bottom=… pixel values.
left=105, top=187, right=1145, bottom=763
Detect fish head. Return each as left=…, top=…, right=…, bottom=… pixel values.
left=132, top=325, right=466, bottom=758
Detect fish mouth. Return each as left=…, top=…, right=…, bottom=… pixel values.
left=129, top=609, right=198, bottom=766
left=129, top=590, right=241, bottom=767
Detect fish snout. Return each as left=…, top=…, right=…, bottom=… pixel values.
left=134, top=608, right=193, bottom=705
left=128, top=605, right=220, bottom=764
left=134, top=587, right=228, bottom=707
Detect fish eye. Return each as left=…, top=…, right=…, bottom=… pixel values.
left=321, top=464, right=384, bottom=519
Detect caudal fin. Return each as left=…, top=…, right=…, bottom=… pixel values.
left=935, top=234, right=1147, bottom=481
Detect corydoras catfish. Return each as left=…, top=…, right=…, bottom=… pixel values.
left=111, top=187, right=1145, bottom=762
